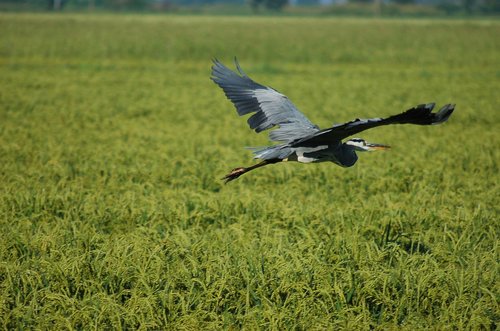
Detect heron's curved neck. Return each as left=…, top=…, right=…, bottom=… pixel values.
left=337, top=144, right=358, bottom=167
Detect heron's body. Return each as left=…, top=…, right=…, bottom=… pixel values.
left=288, top=145, right=335, bottom=164
left=210, top=59, right=455, bottom=183
left=263, top=143, right=356, bottom=166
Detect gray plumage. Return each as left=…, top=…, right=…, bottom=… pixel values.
left=211, top=59, right=319, bottom=142
left=211, top=58, right=455, bottom=183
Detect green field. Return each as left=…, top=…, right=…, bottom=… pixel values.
left=0, top=13, right=499, bottom=329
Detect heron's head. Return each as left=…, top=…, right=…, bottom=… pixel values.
left=345, top=138, right=391, bottom=152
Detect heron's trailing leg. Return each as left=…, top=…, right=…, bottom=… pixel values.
left=222, top=159, right=280, bottom=183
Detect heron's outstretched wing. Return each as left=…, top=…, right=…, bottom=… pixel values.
left=211, top=58, right=319, bottom=143
left=293, top=103, right=455, bottom=147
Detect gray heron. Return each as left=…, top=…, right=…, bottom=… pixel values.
left=211, top=59, right=455, bottom=183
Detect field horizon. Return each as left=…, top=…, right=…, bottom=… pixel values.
left=0, top=13, right=498, bottom=329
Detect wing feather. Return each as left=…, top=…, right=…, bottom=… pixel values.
left=293, top=103, right=455, bottom=147
left=211, top=58, right=319, bottom=142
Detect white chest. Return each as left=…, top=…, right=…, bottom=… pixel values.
left=294, top=145, right=329, bottom=163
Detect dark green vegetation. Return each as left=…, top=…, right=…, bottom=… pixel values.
left=3, top=0, right=500, bottom=17
left=0, top=14, right=499, bottom=329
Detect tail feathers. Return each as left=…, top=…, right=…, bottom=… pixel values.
left=246, top=145, right=292, bottom=160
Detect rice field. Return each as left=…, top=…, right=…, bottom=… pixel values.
left=0, top=13, right=499, bottom=329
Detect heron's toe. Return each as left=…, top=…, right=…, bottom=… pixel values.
left=222, top=167, right=246, bottom=183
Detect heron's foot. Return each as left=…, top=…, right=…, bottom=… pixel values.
left=222, top=167, right=246, bottom=184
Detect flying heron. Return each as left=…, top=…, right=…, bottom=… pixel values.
left=211, top=59, right=455, bottom=183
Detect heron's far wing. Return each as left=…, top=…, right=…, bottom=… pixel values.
left=211, top=58, right=319, bottom=143
left=292, top=103, right=455, bottom=147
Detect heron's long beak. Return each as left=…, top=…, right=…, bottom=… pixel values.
left=366, top=142, right=391, bottom=151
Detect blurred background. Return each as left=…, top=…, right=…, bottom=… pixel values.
left=1, top=0, right=499, bottom=327
left=1, top=0, right=499, bottom=16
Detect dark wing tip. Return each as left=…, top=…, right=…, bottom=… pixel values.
left=432, top=103, right=455, bottom=125
left=210, top=58, right=222, bottom=79
left=210, top=58, right=236, bottom=85
left=393, top=102, right=455, bottom=125
left=424, top=102, right=436, bottom=111
left=211, top=58, right=223, bottom=70
left=210, top=57, right=245, bottom=80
